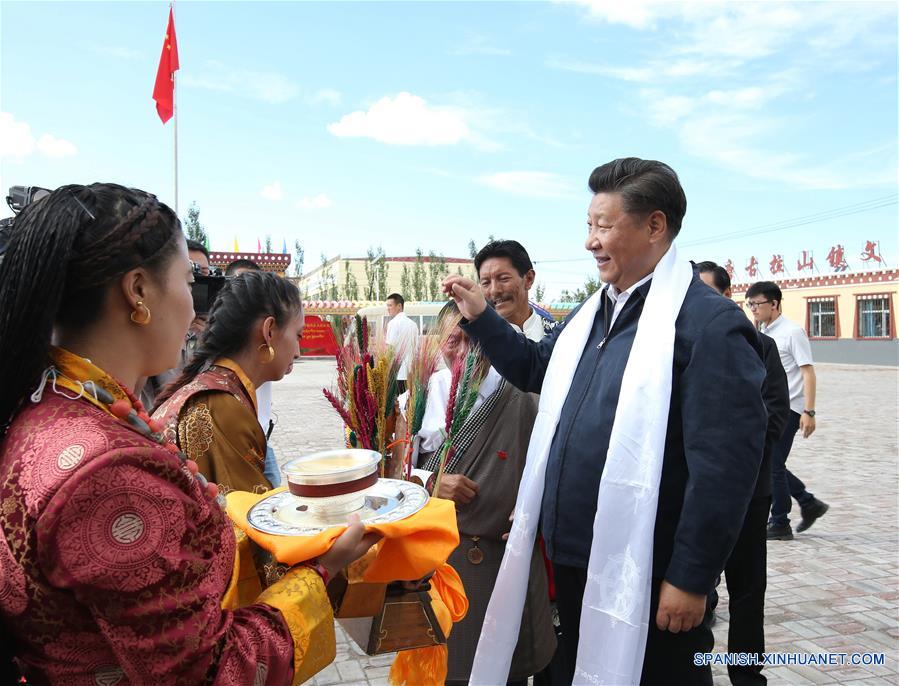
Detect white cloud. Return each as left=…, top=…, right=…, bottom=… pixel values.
left=477, top=171, right=575, bottom=198
left=296, top=194, right=333, bottom=210
left=643, top=93, right=696, bottom=126
left=310, top=89, right=342, bottom=106
left=0, top=112, right=34, bottom=159
left=36, top=134, right=77, bottom=158
left=563, top=0, right=897, bottom=61
left=545, top=56, right=653, bottom=82
left=260, top=182, right=283, bottom=201
left=558, top=0, right=672, bottom=30
left=328, top=92, right=485, bottom=147
left=451, top=34, right=512, bottom=56
left=0, top=112, right=76, bottom=160
left=181, top=61, right=299, bottom=104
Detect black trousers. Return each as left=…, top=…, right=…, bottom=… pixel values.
left=553, top=563, right=714, bottom=686
left=723, top=495, right=770, bottom=685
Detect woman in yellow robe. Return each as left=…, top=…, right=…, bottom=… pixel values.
left=154, top=270, right=301, bottom=494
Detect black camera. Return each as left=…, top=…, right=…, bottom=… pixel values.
left=191, top=264, right=227, bottom=316
left=0, top=186, right=52, bottom=264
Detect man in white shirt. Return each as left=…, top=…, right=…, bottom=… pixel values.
left=474, top=239, right=557, bottom=341
left=385, top=293, right=418, bottom=393
left=746, top=281, right=829, bottom=541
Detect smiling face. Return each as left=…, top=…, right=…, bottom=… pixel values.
left=478, top=256, right=534, bottom=327
left=585, top=192, right=669, bottom=291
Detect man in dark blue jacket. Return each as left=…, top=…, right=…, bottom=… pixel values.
left=698, top=261, right=790, bottom=686
left=443, top=158, right=767, bottom=685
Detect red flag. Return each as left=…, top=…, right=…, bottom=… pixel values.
left=257, top=237, right=262, bottom=253
left=153, top=8, right=179, bottom=123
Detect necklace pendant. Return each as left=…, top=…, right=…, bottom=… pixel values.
left=467, top=536, right=484, bottom=565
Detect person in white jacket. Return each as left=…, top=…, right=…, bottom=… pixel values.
left=385, top=292, right=418, bottom=393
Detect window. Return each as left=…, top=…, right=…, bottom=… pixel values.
left=807, top=298, right=837, bottom=338
left=856, top=295, right=893, bottom=339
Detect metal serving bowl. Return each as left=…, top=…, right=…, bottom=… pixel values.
left=282, top=449, right=381, bottom=516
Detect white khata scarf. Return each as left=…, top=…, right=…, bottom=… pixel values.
left=469, top=244, right=693, bottom=685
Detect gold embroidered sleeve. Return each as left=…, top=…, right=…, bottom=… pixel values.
left=177, top=400, right=215, bottom=463
left=257, top=566, right=335, bottom=685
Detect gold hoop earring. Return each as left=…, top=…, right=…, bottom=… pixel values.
left=258, top=343, right=275, bottom=364
left=130, top=301, right=151, bottom=326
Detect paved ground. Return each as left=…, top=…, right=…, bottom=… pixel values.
left=269, top=361, right=899, bottom=686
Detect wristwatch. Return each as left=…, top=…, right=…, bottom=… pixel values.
left=803, top=410, right=816, bottom=417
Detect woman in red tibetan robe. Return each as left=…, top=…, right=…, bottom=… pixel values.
left=153, top=270, right=301, bottom=495
left=0, top=184, right=377, bottom=685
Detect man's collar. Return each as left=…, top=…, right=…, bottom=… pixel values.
left=606, top=272, right=654, bottom=302
left=510, top=307, right=538, bottom=333
left=761, top=313, right=783, bottom=332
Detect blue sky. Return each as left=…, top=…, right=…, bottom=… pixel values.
left=2, top=0, right=896, bottom=298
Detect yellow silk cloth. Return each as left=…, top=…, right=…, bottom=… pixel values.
left=226, top=487, right=460, bottom=582
left=227, top=488, right=468, bottom=685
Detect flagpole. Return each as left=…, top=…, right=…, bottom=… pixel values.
left=172, top=0, right=179, bottom=216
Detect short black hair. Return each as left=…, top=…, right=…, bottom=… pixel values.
left=746, top=281, right=783, bottom=308
left=186, top=239, right=209, bottom=260
left=386, top=293, right=405, bottom=307
left=474, top=240, right=534, bottom=277
left=696, top=260, right=731, bottom=294
left=225, top=258, right=261, bottom=276
left=588, top=157, right=687, bottom=237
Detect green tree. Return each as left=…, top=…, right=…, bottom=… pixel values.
left=411, top=249, right=427, bottom=301
left=426, top=251, right=449, bottom=300
left=535, top=283, right=546, bottom=303
left=377, top=258, right=390, bottom=302
left=293, top=240, right=305, bottom=278
left=184, top=202, right=208, bottom=246
left=359, top=246, right=390, bottom=300
left=467, top=239, right=478, bottom=259
left=342, top=261, right=360, bottom=300
left=319, top=254, right=338, bottom=301
left=265, top=235, right=273, bottom=253
left=400, top=264, right=412, bottom=298
left=559, top=275, right=601, bottom=303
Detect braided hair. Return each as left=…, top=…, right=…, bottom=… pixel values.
left=0, top=183, right=181, bottom=429
left=155, top=271, right=301, bottom=406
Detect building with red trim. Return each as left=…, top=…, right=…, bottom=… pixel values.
left=732, top=268, right=897, bottom=365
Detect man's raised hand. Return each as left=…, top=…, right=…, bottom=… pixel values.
left=442, top=275, right=488, bottom=321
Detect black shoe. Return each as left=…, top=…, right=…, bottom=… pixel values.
left=766, top=522, right=793, bottom=540
left=796, top=498, right=829, bottom=533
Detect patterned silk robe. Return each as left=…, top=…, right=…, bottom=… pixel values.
left=152, top=359, right=271, bottom=495
left=0, top=350, right=333, bottom=685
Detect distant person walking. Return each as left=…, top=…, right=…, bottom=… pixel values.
left=745, top=281, right=829, bottom=540
left=385, top=292, right=418, bottom=394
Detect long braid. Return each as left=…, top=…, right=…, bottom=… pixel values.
left=0, top=183, right=180, bottom=430
left=155, top=271, right=301, bottom=406
left=0, top=188, right=93, bottom=427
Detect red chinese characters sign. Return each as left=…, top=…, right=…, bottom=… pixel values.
left=769, top=254, right=785, bottom=276
left=826, top=245, right=849, bottom=272
left=745, top=256, right=759, bottom=278
left=299, top=315, right=339, bottom=357
left=860, top=240, right=884, bottom=264
left=724, top=260, right=735, bottom=281
left=797, top=250, right=815, bottom=272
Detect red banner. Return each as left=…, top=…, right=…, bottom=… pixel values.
left=300, top=315, right=339, bottom=357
